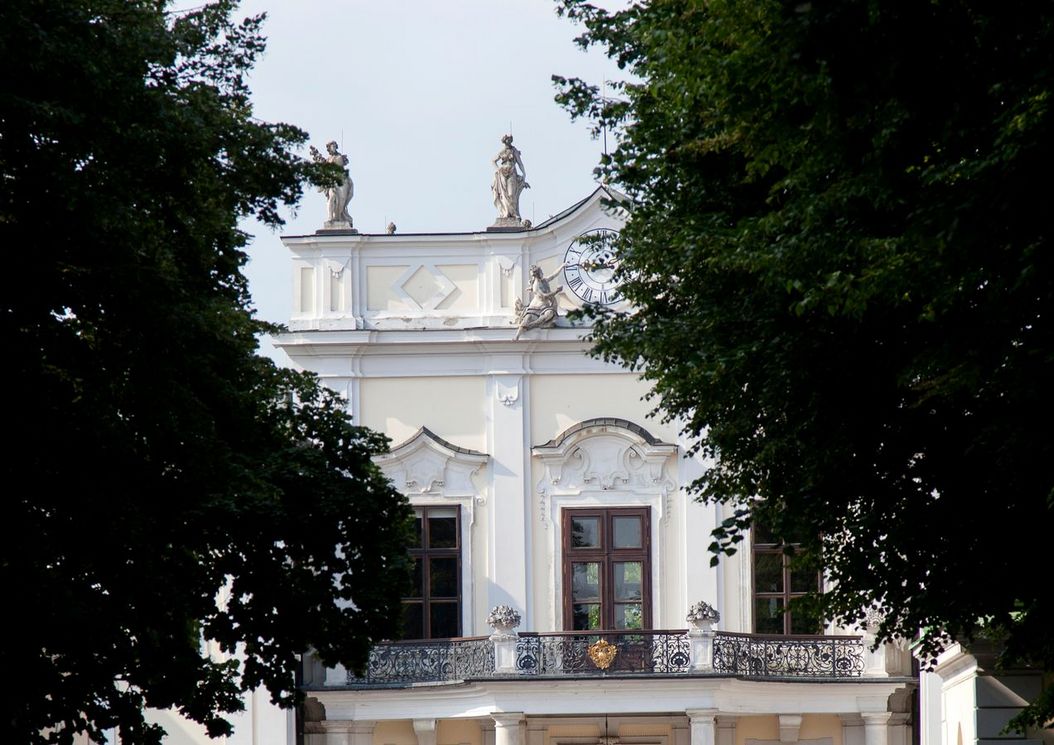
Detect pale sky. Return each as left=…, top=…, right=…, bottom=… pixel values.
left=237, top=0, right=626, bottom=360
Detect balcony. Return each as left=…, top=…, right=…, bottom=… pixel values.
left=342, top=629, right=866, bottom=687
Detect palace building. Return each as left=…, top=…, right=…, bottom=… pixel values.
left=275, top=172, right=918, bottom=745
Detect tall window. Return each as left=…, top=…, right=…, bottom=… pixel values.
left=562, top=508, right=651, bottom=630
left=752, top=523, right=822, bottom=634
left=403, top=506, right=460, bottom=639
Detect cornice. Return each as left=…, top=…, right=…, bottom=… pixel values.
left=307, top=675, right=915, bottom=721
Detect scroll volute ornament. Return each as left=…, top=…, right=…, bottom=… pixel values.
left=588, top=638, right=618, bottom=670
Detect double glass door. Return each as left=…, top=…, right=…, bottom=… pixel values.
left=562, top=507, right=651, bottom=630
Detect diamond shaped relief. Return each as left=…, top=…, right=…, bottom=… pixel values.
left=392, top=264, right=457, bottom=310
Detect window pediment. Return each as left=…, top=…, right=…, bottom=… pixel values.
left=374, top=427, right=488, bottom=497
left=533, top=418, right=677, bottom=495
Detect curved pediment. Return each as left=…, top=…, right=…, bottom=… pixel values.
left=532, top=418, right=677, bottom=494
left=374, top=427, right=488, bottom=497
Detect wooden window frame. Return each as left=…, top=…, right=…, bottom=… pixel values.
left=751, top=530, right=822, bottom=635
left=403, top=505, right=461, bottom=639
left=561, top=507, right=651, bottom=631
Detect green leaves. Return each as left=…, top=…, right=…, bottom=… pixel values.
left=1, top=2, right=410, bottom=743
left=558, top=0, right=1054, bottom=728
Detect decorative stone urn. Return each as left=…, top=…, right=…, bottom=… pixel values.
left=487, top=604, right=522, bottom=675
left=487, top=604, right=522, bottom=640
left=686, top=600, right=719, bottom=672
left=686, top=600, right=721, bottom=634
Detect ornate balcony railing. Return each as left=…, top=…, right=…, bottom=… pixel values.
left=349, top=636, right=494, bottom=685
left=712, top=632, right=865, bottom=678
left=343, top=630, right=864, bottom=686
left=515, top=630, right=692, bottom=676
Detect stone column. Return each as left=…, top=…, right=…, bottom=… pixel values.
left=493, top=712, right=526, bottom=745
left=687, top=710, right=718, bottom=745
left=414, top=719, right=438, bottom=745
left=862, top=712, right=892, bottom=745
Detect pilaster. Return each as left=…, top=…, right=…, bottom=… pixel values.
left=414, top=719, right=437, bottom=745
left=493, top=712, right=526, bottom=745
left=487, top=373, right=529, bottom=625
left=862, top=712, right=893, bottom=745
left=687, top=710, right=718, bottom=745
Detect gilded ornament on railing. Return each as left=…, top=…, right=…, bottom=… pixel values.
left=587, top=638, right=618, bottom=670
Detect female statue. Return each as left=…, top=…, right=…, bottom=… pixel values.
left=492, top=134, right=529, bottom=222
left=514, top=263, right=566, bottom=340
left=310, top=141, right=354, bottom=227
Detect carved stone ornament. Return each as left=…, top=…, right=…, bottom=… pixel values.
left=861, top=605, right=885, bottom=634
left=309, top=140, right=356, bottom=232
left=373, top=427, right=489, bottom=498
left=486, top=604, right=522, bottom=637
left=514, top=264, right=566, bottom=340
left=687, top=600, right=721, bottom=629
left=490, top=133, right=530, bottom=229
left=588, top=638, right=618, bottom=670
left=496, top=379, right=519, bottom=407
left=533, top=418, right=677, bottom=497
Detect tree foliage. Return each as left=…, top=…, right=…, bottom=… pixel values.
left=556, top=0, right=1053, bottom=728
left=0, top=2, right=412, bottom=742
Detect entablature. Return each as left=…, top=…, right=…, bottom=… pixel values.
left=281, top=187, right=626, bottom=331
left=309, top=676, right=914, bottom=722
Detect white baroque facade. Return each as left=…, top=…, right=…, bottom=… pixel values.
left=275, top=187, right=920, bottom=745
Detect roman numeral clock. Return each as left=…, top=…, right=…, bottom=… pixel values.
left=562, top=228, right=624, bottom=307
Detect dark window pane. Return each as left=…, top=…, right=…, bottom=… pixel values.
left=407, top=558, right=423, bottom=598
left=428, top=508, right=457, bottom=548
left=613, top=561, right=642, bottom=601
left=614, top=603, right=643, bottom=629
left=572, top=562, right=600, bottom=602
left=402, top=602, right=423, bottom=640
left=571, top=517, right=600, bottom=548
left=790, top=568, right=819, bottom=594
left=790, top=603, right=821, bottom=634
left=429, top=557, right=458, bottom=597
left=755, top=597, right=784, bottom=634
left=430, top=602, right=459, bottom=638
left=412, top=515, right=423, bottom=547
left=754, top=552, right=783, bottom=592
left=612, top=516, right=642, bottom=548
left=573, top=604, right=601, bottom=630
left=753, top=521, right=775, bottom=544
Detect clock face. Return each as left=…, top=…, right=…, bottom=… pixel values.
left=562, top=228, right=623, bottom=306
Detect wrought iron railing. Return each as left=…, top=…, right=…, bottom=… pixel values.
left=347, top=636, right=494, bottom=685
left=712, top=632, right=865, bottom=678
left=515, top=630, right=691, bottom=675
left=341, top=630, right=864, bottom=686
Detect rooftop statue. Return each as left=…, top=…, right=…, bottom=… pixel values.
left=309, top=140, right=354, bottom=230
left=491, top=134, right=529, bottom=228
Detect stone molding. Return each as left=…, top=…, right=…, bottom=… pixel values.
left=534, top=419, right=678, bottom=524
left=374, top=426, right=488, bottom=498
